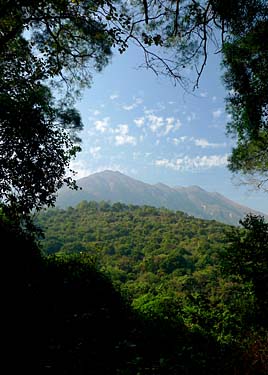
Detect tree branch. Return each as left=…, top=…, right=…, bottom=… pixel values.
left=173, top=0, right=180, bottom=36
left=142, top=0, right=149, bottom=24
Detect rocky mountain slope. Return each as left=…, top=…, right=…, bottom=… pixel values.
left=56, top=170, right=266, bottom=225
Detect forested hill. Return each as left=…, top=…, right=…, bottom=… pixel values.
left=5, top=208, right=268, bottom=374
left=55, top=170, right=266, bottom=225
left=36, top=201, right=268, bottom=372
left=37, top=201, right=228, bottom=299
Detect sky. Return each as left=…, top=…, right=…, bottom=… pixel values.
left=70, top=43, right=268, bottom=214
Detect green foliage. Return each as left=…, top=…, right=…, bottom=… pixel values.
left=37, top=202, right=227, bottom=299
left=0, top=0, right=114, bottom=87
left=0, top=37, right=82, bottom=218
left=0, top=1, right=115, bottom=218
left=37, top=202, right=260, bottom=346
left=221, top=214, right=268, bottom=323
left=3, top=200, right=268, bottom=373
left=224, top=22, right=268, bottom=139
left=2, top=218, right=133, bottom=373
left=1, top=213, right=232, bottom=375
left=36, top=202, right=268, bottom=374
left=222, top=19, right=268, bottom=186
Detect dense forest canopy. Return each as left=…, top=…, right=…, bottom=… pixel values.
left=36, top=202, right=268, bottom=372
left=37, top=203, right=267, bottom=337
left=6, top=212, right=265, bottom=375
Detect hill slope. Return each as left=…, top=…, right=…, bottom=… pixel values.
left=37, top=201, right=228, bottom=290
left=56, top=170, right=266, bottom=225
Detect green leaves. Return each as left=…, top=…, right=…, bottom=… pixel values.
left=0, top=1, right=118, bottom=220
left=0, top=36, right=83, bottom=218
left=222, top=19, right=268, bottom=184
left=220, top=214, right=268, bottom=323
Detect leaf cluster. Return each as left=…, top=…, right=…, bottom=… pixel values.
left=0, top=37, right=83, bottom=218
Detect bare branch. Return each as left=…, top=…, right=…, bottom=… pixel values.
left=173, top=0, right=180, bottom=36
left=143, top=0, right=149, bottom=24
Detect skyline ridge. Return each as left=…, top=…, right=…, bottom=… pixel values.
left=56, top=170, right=267, bottom=225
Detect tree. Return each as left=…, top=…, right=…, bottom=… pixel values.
left=223, top=20, right=268, bottom=189
left=0, top=37, right=82, bottom=218
left=2, top=1, right=266, bottom=96
left=0, top=0, right=116, bottom=219
left=0, top=0, right=114, bottom=89
left=221, top=214, right=268, bottom=322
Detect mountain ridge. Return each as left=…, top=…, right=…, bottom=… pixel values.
left=56, top=170, right=267, bottom=225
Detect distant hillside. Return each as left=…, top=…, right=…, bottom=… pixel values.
left=37, top=201, right=228, bottom=285
left=56, top=170, right=266, bottom=225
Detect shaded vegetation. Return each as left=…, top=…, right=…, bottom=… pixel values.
left=35, top=202, right=268, bottom=373
left=1, top=214, right=234, bottom=374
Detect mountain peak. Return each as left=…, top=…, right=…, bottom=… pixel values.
left=56, top=170, right=267, bottom=225
left=93, top=169, right=123, bottom=176
left=175, top=185, right=205, bottom=192
left=155, top=182, right=171, bottom=189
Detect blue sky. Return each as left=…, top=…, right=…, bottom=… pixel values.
left=70, top=44, right=268, bottom=214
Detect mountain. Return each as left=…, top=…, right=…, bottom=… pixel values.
left=56, top=170, right=266, bottom=225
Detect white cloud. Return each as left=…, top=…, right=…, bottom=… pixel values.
left=132, top=151, right=151, bottom=159
left=115, top=134, right=136, bottom=145
left=94, top=117, right=110, bottom=133
left=186, top=112, right=197, bottom=122
left=212, top=108, right=223, bottom=119
left=134, top=117, right=145, bottom=127
left=69, top=160, right=93, bottom=179
left=147, top=114, right=164, bottom=132
left=173, top=136, right=188, bottom=145
left=95, top=164, right=127, bottom=175
left=155, top=154, right=228, bottom=171
left=194, top=138, right=226, bottom=148
left=155, top=159, right=174, bottom=168
left=136, top=97, right=143, bottom=104
left=122, top=97, right=143, bottom=111
left=172, top=136, right=226, bottom=148
left=200, top=91, right=208, bottom=98
left=143, top=107, right=155, bottom=116
left=114, top=124, right=136, bottom=146
left=89, top=146, right=101, bottom=159
left=174, top=119, right=182, bottom=129
left=123, top=104, right=135, bottom=111
left=166, top=117, right=175, bottom=126
left=164, top=124, right=174, bottom=135
left=212, top=96, right=217, bottom=102
left=110, top=93, right=119, bottom=100
left=115, top=124, right=129, bottom=135
left=93, top=110, right=101, bottom=116
left=146, top=114, right=182, bottom=136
